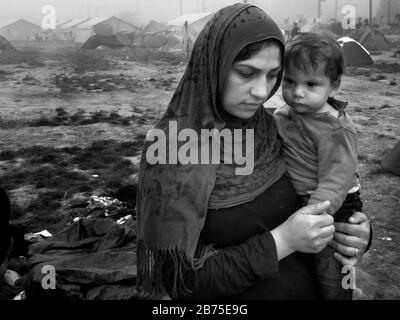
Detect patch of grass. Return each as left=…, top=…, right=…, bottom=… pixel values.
left=9, top=203, right=25, bottom=220
left=1, top=164, right=89, bottom=191
left=66, top=50, right=113, bottom=73
left=0, top=149, right=18, bottom=160
left=370, top=74, right=387, bottom=81
left=0, top=116, right=31, bottom=129
left=374, top=62, right=400, bottom=74
left=345, top=67, right=372, bottom=77
left=104, top=47, right=186, bottom=65
left=0, top=108, right=136, bottom=128
left=0, top=50, right=45, bottom=67
left=380, top=104, right=393, bottom=109
left=368, top=166, right=391, bottom=176
left=0, top=138, right=145, bottom=231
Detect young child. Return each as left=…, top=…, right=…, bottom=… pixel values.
left=274, top=32, right=362, bottom=300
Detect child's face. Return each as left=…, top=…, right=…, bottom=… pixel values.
left=282, top=62, right=339, bottom=114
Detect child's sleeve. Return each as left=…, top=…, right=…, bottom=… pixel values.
left=307, top=128, right=358, bottom=215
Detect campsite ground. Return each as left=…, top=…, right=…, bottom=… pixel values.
left=0, top=42, right=399, bottom=299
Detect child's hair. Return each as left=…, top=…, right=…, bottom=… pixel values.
left=284, top=32, right=343, bottom=83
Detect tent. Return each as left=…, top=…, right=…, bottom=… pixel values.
left=0, top=35, right=15, bottom=52
left=327, top=21, right=344, bottom=37
left=381, top=141, right=400, bottom=176
left=300, top=23, right=339, bottom=40
left=167, top=12, right=214, bottom=46
left=75, top=17, right=138, bottom=43
left=81, top=32, right=135, bottom=49
left=337, top=37, right=374, bottom=66
left=359, top=29, right=391, bottom=51
left=0, top=19, right=43, bottom=41
left=58, top=18, right=90, bottom=41
left=142, top=20, right=169, bottom=34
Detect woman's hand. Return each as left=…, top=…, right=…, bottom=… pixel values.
left=329, top=211, right=371, bottom=266
left=271, top=201, right=335, bottom=260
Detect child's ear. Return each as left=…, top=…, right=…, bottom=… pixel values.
left=330, top=79, right=341, bottom=96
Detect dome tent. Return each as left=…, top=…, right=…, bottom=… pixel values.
left=359, top=29, right=391, bottom=51
left=0, top=35, right=15, bottom=52
left=337, top=37, right=374, bottom=66
left=381, top=141, right=400, bottom=176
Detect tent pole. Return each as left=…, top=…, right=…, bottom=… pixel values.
left=335, top=0, right=338, bottom=20
left=370, top=0, right=373, bottom=25
left=317, top=0, right=321, bottom=19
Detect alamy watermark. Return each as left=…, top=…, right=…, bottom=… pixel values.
left=145, top=121, right=255, bottom=175
left=342, top=265, right=358, bottom=290
left=41, top=5, right=56, bottom=30
left=41, top=265, right=56, bottom=290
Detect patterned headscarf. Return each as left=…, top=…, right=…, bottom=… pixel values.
left=137, top=3, right=286, bottom=298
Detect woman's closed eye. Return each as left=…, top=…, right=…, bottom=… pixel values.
left=235, top=68, right=256, bottom=79
left=267, top=73, right=279, bottom=81
left=239, top=71, right=255, bottom=78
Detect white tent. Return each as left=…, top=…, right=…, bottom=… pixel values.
left=75, top=16, right=138, bottom=43
left=166, top=12, right=214, bottom=44
left=59, top=18, right=89, bottom=41
left=0, top=19, right=43, bottom=41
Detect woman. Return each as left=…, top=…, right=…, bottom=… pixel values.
left=137, top=3, right=371, bottom=299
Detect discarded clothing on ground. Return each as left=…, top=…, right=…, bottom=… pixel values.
left=26, top=218, right=138, bottom=300
left=70, top=196, right=134, bottom=222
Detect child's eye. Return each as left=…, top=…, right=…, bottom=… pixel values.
left=307, top=82, right=316, bottom=87
left=283, top=78, right=293, bottom=84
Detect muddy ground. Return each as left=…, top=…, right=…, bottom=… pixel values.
left=0, top=43, right=399, bottom=299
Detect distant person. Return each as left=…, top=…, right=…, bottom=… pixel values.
left=274, top=32, right=365, bottom=299
left=182, top=20, right=193, bottom=60
left=291, top=22, right=301, bottom=39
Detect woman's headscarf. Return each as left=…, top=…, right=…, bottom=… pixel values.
left=137, top=3, right=286, bottom=298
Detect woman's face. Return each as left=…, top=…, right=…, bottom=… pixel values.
left=222, top=44, right=282, bottom=119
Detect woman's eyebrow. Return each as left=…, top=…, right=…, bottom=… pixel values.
left=234, top=64, right=282, bottom=72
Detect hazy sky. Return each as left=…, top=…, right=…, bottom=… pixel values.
left=0, top=0, right=386, bottom=27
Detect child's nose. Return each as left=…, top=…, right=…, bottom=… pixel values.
left=294, top=85, right=305, bottom=98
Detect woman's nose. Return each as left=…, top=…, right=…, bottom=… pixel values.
left=250, top=77, right=269, bottom=100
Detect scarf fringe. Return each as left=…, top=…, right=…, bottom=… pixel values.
left=137, top=239, right=218, bottom=299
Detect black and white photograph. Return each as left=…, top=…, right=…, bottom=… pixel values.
left=0, top=0, right=399, bottom=305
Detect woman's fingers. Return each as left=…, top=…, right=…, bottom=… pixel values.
left=334, top=252, right=358, bottom=266
left=333, top=232, right=361, bottom=248
left=318, top=213, right=334, bottom=228
left=320, top=224, right=335, bottom=238
left=335, top=221, right=365, bottom=237
left=330, top=239, right=360, bottom=257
